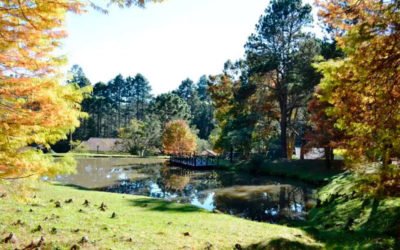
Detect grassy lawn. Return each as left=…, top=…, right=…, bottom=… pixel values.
left=257, top=160, right=344, bottom=184
left=51, top=152, right=168, bottom=158
left=0, top=183, right=322, bottom=250
left=303, top=198, right=400, bottom=249
left=52, top=153, right=168, bottom=163
left=231, top=159, right=344, bottom=184
left=294, top=173, right=400, bottom=250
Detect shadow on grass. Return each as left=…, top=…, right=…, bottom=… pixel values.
left=237, top=159, right=345, bottom=185
left=289, top=197, right=400, bottom=249
left=52, top=183, right=204, bottom=214
left=298, top=227, right=397, bottom=250
left=243, top=237, right=322, bottom=250
left=128, top=198, right=204, bottom=213
left=52, top=182, right=92, bottom=191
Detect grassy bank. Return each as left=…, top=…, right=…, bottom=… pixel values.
left=304, top=197, right=400, bottom=249
left=0, top=183, right=322, bottom=250
left=52, top=152, right=168, bottom=160
left=229, top=158, right=400, bottom=249
left=231, top=159, right=344, bottom=184
left=52, top=153, right=168, bottom=166
left=296, top=173, right=400, bottom=249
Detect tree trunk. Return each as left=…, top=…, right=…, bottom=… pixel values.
left=287, top=133, right=296, bottom=160
left=300, top=139, right=306, bottom=160
left=324, top=147, right=333, bottom=169
left=382, top=147, right=392, bottom=168
left=69, top=131, right=73, bottom=151
left=230, top=147, right=234, bottom=163
left=136, top=99, right=140, bottom=120
left=280, top=99, right=288, bottom=159
left=117, top=102, right=121, bottom=130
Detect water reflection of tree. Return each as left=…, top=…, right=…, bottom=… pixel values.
left=156, top=167, right=221, bottom=205
left=160, top=167, right=191, bottom=191
left=64, top=160, right=315, bottom=222
left=214, top=185, right=308, bottom=222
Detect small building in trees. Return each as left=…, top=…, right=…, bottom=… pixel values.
left=294, top=147, right=325, bottom=160
left=199, top=149, right=218, bottom=157
left=79, top=138, right=124, bottom=153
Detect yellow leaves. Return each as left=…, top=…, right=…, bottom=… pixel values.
left=0, top=149, right=76, bottom=179
left=314, top=0, right=400, bottom=164
left=0, top=1, right=91, bottom=179
left=162, top=120, right=197, bottom=155
left=2, top=123, right=10, bottom=131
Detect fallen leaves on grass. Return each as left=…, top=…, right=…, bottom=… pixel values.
left=82, top=200, right=90, bottom=207
left=99, top=202, right=107, bottom=211
left=12, top=220, right=25, bottom=226
left=23, top=236, right=45, bottom=250
left=3, top=233, right=18, bottom=244
left=78, top=236, right=89, bottom=245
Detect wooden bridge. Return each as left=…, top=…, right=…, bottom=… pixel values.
left=169, top=155, right=220, bottom=169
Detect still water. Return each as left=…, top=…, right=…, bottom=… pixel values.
left=56, top=158, right=316, bottom=222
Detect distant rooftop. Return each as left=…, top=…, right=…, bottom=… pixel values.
left=80, top=138, right=124, bottom=152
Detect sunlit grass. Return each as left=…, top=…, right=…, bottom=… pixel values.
left=298, top=173, right=400, bottom=249
left=0, top=182, right=322, bottom=249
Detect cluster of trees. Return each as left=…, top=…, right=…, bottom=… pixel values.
left=209, top=0, right=335, bottom=159
left=313, top=0, right=399, bottom=196
left=68, top=69, right=152, bottom=139
left=314, top=0, right=399, bottom=167
left=209, top=0, right=399, bottom=178
left=65, top=66, right=214, bottom=155
left=1, top=0, right=398, bottom=193
left=0, top=0, right=163, bottom=179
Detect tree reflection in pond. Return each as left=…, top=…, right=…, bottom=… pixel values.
left=56, top=159, right=315, bottom=222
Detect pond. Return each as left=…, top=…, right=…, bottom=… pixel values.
left=55, top=158, right=316, bottom=222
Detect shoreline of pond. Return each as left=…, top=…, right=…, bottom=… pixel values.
left=50, top=157, right=399, bottom=248
left=56, top=158, right=318, bottom=223
left=55, top=154, right=344, bottom=186
left=221, top=159, right=345, bottom=186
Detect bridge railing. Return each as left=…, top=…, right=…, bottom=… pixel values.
left=170, top=155, right=219, bottom=167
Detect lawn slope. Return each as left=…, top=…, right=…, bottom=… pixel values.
left=0, top=183, right=321, bottom=250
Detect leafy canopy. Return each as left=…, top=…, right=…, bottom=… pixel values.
left=162, top=120, right=197, bottom=155
left=315, top=0, right=400, bottom=166
left=0, top=0, right=162, bottom=179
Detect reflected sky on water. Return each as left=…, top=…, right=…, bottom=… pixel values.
left=56, top=158, right=316, bottom=222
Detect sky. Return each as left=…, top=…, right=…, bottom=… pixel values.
left=64, top=0, right=320, bottom=95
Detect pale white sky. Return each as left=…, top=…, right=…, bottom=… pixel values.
left=64, top=0, right=320, bottom=95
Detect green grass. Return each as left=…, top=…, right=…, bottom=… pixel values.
left=0, top=183, right=322, bottom=250
left=233, top=159, right=344, bottom=184
left=294, top=173, right=400, bottom=250
left=303, top=198, right=400, bottom=249
left=52, top=152, right=168, bottom=161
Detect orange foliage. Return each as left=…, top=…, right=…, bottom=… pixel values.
left=162, top=120, right=197, bottom=155
left=0, top=1, right=88, bottom=179
left=315, top=0, right=400, bottom=165
left=0, top=1, right=164, bottom=179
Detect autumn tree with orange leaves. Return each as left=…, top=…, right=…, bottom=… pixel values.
left=162, top=120, right=197, bottom=155
left=0, top=0, right=162, bottom=180
left=314, top=0, right=400, bottom=168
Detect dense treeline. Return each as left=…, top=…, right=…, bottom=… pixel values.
left=63, top=66, right=214, bottom=154
left=67, top=0, right=399, bottom=169
left=208, top=0, right=341, bottom=160
left=208, top=0, right=399, bottom=178
left=70, top=71, right=153, bottom=138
